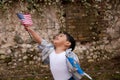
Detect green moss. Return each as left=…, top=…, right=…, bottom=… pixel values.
left=112, top=73, right=120, bottom=80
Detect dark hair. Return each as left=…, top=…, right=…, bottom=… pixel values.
left=61, top=32, right=76, bottom=51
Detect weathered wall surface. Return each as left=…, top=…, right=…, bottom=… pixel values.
left=0, top=1, right=120, bottom=79
left=63, top=2, right=120, bottom=62
left=0, top=1, right=120, bottom=65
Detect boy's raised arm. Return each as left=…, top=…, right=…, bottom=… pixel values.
left=24, top=26, right=42, bottom=44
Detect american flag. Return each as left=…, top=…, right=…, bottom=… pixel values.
left=17, top=13, right=33, bottom=26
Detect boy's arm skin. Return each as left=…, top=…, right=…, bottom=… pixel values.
left=24, top=26, right=42, bottom=44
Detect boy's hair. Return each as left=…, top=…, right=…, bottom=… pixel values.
left=61, top=32, right=76, bottom=51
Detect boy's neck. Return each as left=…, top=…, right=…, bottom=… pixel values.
left=55, top=47, right=66, bottom=54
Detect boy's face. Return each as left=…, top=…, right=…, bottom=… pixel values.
left=53, top=33, right=70, bottom=47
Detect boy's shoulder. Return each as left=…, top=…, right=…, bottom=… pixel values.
left=65, top=49, right=79, bottom=62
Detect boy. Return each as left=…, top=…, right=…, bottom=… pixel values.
left=24, top=26, right=78, bottom=80
left=18, top=13, right=92, bottom=80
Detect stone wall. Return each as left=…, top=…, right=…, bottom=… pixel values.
left=62, top=1, right=120, bottom=62
left=0, top=1, right=120, bottom=79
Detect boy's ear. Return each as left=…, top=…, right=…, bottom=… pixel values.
left=65, top=41, right=71, bottom=47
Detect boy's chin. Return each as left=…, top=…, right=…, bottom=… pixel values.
left=53, top=41, right=58, bottom=45
left=53, top=41, right=61, bottom=45
left=53, top=40, right=59, bottom=43
left=53, top=41, right=57, bottom=44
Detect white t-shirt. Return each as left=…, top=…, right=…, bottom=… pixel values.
left=49, top=50, right=72, bottom=80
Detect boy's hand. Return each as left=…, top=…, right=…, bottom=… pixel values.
left=24, top=26, right=31, bottom=32
left=21, top=20, right=32, bottom=32
left=22, top=23, right=30, bottom=27
left=21, top=21, right=31, bottom=31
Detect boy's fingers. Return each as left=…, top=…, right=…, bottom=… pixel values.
left=24, top=26, right=28, bottom=31
left=24, top=26, right=29, bottom=30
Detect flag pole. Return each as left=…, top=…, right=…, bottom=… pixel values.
left=27, top=31, right=32, bottom=39
left=24, top=26, right=33, bottom=39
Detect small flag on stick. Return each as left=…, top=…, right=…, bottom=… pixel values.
left=17, top=13, right=33, bottom=39
left=17, top=13, right=33, bottom=26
